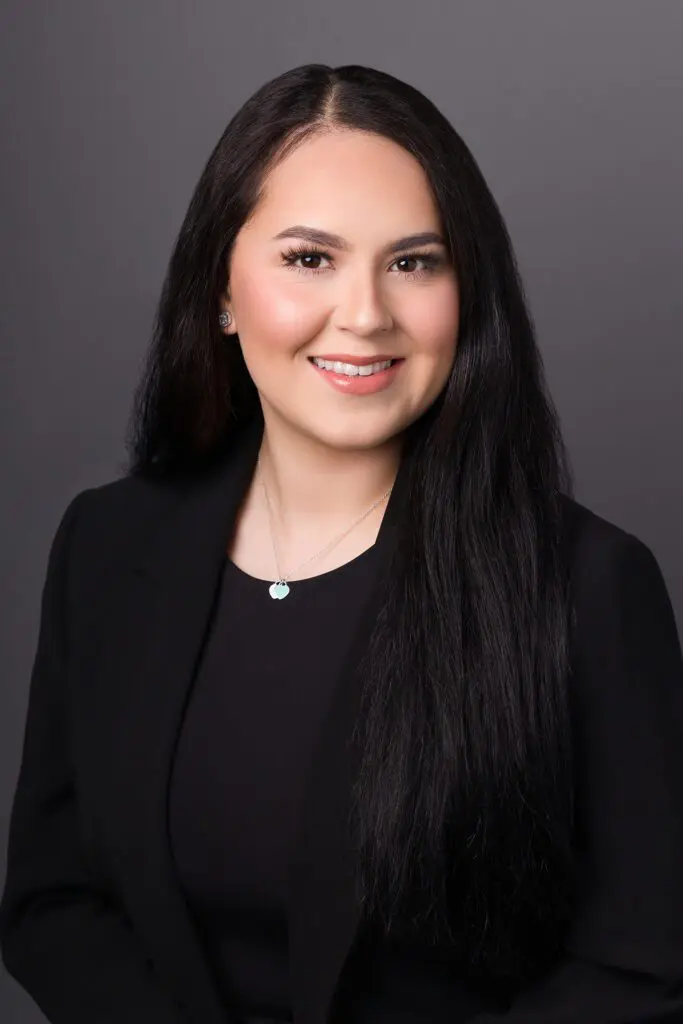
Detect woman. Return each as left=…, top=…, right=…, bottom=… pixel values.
left=1, top=62, right=682, bottom=1024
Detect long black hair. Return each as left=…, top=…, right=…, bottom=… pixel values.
left=126, top=63, right=577, bottom=987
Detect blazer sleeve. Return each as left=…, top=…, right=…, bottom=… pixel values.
left=0, top=493, right=186, bottom=1024
left=470, top=531, right=683, bottom=1023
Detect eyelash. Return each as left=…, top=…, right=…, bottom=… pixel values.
left=280, top=243, right=443, bottom=280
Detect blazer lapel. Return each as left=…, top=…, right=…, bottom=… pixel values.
left=87, top=417, right=263, bottom=1023
left=93, top=412, right=408, bottom=1024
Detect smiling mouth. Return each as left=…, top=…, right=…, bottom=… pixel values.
left=308, top=356, right=403, bottom=377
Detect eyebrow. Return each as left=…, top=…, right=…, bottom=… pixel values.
left=272, top=225, right=446, bottom=254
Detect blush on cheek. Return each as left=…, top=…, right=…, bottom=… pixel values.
left=419, top=286, right=459, bottom=332
left=240, top=280, right=327, bottom=350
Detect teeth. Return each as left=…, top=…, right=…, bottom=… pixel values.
left=312, top=358, right=394, bottom=376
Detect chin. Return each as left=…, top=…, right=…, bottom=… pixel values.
left=301, top=418, right=406, bottom=453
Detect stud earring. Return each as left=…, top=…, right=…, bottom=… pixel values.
left=218, top=311, right=233, bottom=329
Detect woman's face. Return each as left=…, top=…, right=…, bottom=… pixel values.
left=221, top=129, right=460, bottom=451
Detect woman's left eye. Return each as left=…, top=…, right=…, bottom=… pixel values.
left=280, top=246, right=442, bottom=279
left=391, top=253, right=442, bottom=277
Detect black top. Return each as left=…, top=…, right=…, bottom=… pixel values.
left=169, top=544, right=374, bottom=1022
left=169, top=546, right=505, bottom=1024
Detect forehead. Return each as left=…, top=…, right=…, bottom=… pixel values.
left=247, top=130, right=442, bottom=236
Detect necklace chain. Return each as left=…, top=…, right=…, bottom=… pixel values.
left=257, top=449, right=392, bottom=597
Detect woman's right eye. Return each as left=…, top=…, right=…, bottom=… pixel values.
left=281, top=246, right=332, bottom=274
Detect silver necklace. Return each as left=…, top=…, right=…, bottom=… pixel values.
left=257, top=450, right=392, bottom=600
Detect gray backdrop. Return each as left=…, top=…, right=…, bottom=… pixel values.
left=1, top=2, right=682, bottom=1020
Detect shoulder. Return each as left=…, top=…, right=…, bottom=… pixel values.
left=560, top=491, right=642, bottom=560
left=558, top=492, right=672, bottom=598
left=53, top=470, right=191, bottom=581
left=558, top=493, right=682, bottom=696
left=75, top=470, right=188, bottom=527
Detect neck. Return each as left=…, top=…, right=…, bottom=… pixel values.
left=256, top=418, right=403, bottom=541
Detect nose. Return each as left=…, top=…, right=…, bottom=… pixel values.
left=329, top=265, right=394, bottom=336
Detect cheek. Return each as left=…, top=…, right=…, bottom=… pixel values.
left=406, top=284, right=460, bottom=364
left=234, top=273, right=323, bottom=351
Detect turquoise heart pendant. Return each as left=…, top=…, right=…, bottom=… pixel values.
left=269, top=581, right=290, bottom=600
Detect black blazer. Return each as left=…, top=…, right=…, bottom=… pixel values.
left=2, top=415, right=683, bottom=1024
